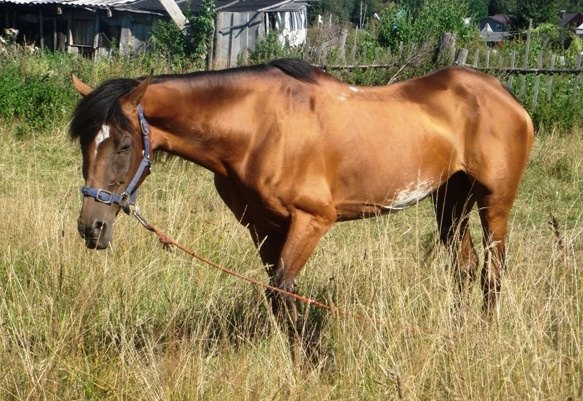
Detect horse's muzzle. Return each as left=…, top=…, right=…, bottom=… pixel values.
left=78, top=219, right=111, bottom=249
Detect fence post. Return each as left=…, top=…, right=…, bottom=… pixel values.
left=455, top=48, right=468, bottom=65
left=532, top=52, right=543, bottom=107
left=436, top=32, right=456, bottom=66
left=509, top=51, right=517, bottom=88
left=338, top=28, right=348, bottom=64
left=519, top=19, right=532, bottom=99
left=546, top=54, right=556, bottom=101
left=351, top=27, right=358, bottom=65
left=473, top=48, right=480, bottom=67
left=573, top=52, right=582, bottom=100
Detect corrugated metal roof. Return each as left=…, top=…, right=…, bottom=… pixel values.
left=0, top=0, right=136, bottom=6
left=0, top=0, right=168, bottom=13
left=0, top=0, right=307, bottom=12
left=190, top=0, right=307, bottom=13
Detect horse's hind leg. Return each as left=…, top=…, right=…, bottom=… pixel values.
left=474, top=186, right=516, bottom=317
left=432, top=172, right=479, bottom=312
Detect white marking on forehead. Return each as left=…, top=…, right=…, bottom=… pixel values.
left=95, top=124, right=110, bottom=146
left=383, top=180, right=434, bottom=211
left=94, top=124, right=110, bottom=156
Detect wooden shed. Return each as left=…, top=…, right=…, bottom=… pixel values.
left=0, top=0, right=170, bottom=56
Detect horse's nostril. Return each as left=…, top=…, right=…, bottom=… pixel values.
left=94, top=221, right=106, bottom=230
left=92, top=220, right=107, bottom=234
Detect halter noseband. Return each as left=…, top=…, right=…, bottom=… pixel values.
left=80, top=104, right=152, bottom=214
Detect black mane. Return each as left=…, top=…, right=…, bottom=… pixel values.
left=150, top=59, right=320, bottom=84
left=267, top=59, right=319, bottom=83
left=69, top=78, right=139, bottom=143
left=69, top=59, right=319, bottom=143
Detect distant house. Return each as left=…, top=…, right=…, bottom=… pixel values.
left=0, top=0, right=308, bottom=66
left=560, top=12, right=583, bottom=37
left=478, top=14, right=513, bottom=43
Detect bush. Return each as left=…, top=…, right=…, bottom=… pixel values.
left=0, top=49, right=77, bottom=137
left=247, top=31, right=301, bottom=64
left=375, top=0, right=476, bottom=51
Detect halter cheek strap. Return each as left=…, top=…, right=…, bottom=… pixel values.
left=80, top=104, right=152, bottom=214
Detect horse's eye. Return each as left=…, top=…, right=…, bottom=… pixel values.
left=118, top=143, right=132, bottom=153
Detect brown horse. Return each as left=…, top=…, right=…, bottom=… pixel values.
left=71, top=59, right=533, bottom=338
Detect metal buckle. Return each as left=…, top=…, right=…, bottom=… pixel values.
left=140, top=118, right=149, bottom=136
left=119, top=192, right=132, bottom=214
left=95, top=189, right=114, bottom=204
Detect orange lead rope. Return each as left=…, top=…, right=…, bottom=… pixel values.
left=132, top=209, right=334, bottom=312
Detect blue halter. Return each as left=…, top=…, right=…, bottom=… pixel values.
left=80, top=104, right=152, bottom=214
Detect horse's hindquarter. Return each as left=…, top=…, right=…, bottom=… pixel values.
left=327, top=67, right=533, bottom=220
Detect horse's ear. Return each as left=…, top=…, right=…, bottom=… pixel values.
left=72, top=74, right=93, bottom=97
left=123, top=77, right=150, bottom=108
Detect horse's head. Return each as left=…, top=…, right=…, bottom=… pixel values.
left=70, top=75, right=151, bottom=249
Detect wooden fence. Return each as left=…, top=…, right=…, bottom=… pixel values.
left=455, top=47, right=583, bottom=108
left=307, top=22, right=583, bottom=107
left=315, top=47, right=582, bottom=108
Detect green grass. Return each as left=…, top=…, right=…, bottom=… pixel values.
left=0, top=116, right=581, bottom=399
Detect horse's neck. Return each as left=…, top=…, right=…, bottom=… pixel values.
left=145, top=79, right=254, bottom=176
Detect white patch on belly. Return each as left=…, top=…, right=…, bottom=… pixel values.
left=383, top=180, right=434, bottom=211
left=94, top=124, right=110, bottom=155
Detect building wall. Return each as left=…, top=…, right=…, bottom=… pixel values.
left=213, top=11, right=265, bottom=69
left=0, top=5, right=159, bottom=57
left=212, top=7, right=307, bottom=69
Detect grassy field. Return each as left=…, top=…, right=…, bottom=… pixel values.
left=0, top=99, right=582, bottom=398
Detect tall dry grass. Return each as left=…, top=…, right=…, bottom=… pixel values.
left=0, top=122, right=581, bottom=400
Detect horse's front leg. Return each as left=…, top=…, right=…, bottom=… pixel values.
left=253, top=210, right=333, bottom=360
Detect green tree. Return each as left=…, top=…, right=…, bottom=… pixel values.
left=310, top=0, right=356, bottom=23
left=469, top=0, right=488, bottom=18
left=557, top=0, right=583, bottom=11
left=512, top=0, right=559, bottom=27
left=377, top=5, right=414, bottom=50
left=190, top=0, right=216, bottom=67
left=413, top=0, right=473, bottom=42
left=377, top=0, right=474, bottom=50
left=488, top=0, right=515, bottom=14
